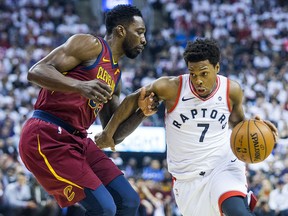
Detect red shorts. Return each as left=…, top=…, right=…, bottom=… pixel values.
left=19, top=118, right=123, bottom=207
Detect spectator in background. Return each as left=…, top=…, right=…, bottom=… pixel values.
left=268, top=179, right=288, bottom=216
left=255, top=199, right=276, bottom=216
left=0, top=169, right=5, bottom=215
left=124, top=157, right=139, bottom=178
left=142, top=159, right=165, bottom=183
left=30, top=177, right=61, bottom=216
left=3, top=172, right=38, bottom=216
left=109, top=152, right=124, bottom=170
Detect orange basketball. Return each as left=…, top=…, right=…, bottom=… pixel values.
left=230, top=119, right=275, bottom=163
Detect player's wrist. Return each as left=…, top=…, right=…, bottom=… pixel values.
left=136, top=108, right=147, bottom=117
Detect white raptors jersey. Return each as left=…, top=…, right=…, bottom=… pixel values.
left=165, top=74, right=234, bottom=180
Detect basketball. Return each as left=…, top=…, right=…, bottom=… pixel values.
left=230, top=119, right=275, bottom=163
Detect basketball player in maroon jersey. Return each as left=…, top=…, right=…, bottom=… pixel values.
left=19, top=4, right=157, bottom=216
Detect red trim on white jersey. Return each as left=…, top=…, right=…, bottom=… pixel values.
left=227, top=79, right=232, bottom=112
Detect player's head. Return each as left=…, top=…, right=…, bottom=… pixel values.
left=183, top=38, right=220, bottom=98
left=105, top=4, right=146, bottom=59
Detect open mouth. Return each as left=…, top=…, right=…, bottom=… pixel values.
left=196, top=88, right=206, bottom=94
left=137, top=48, right=143, bottom=53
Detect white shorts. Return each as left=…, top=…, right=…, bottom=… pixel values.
left=172, top=159, right=248, bottom=216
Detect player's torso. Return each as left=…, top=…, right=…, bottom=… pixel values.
left=34, top=37, right=121, bottom=132
left=165, top=74, right=232, bottom=176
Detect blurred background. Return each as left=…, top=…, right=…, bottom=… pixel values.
left=0, top=0, right=288, bottom=215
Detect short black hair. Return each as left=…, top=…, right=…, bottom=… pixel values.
left=183, top=38, right=220, bottom=67
left=105, top=4, right=143, bottom=35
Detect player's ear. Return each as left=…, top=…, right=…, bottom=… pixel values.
left=115, top=25, right=126, bottom=37
left=216, top=63, right=220, bottom=73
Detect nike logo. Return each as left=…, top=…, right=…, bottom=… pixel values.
left=114, top=69, right=120, bottom=75
left=102, top=57, right=110, bottom=62
left=181, top=96, right=195, bottom=101
left=231, top=158, right=237, bottom=162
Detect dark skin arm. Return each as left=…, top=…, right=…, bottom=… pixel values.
left=111, top=88, right=158, bottom=144
left=99, top=81, right=122, bottom=128
left=95, top=76, right=177, bottom=150
left=28, top=34, right=112, bottom=103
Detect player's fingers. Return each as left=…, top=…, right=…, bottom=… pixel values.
left=139, top=87, right=146, bottom=100
left=264, top=121, right=278, bottom=134
left=150, top=94, right=159, bottom=109
left=272, top=132, right=278, bottom=142
left=254, top=116, right=278, bottom=138
left=96, top=80, right=112, bottom=93
left=95, top=82, right=113, bottom=100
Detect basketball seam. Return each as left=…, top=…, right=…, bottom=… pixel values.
left=248, top=120, right=253, bottom=163
left=232, top=121, right=244, bottom=161
left=254, top=120, right=268, bottom=160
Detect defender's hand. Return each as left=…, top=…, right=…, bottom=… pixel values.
left=78, top=79, right=112, bottom=104
left=138, top=87, right=159, bottom=116
left=94, top=131, right=116, bottom=151
left=254, top=116, right=279, bottom=142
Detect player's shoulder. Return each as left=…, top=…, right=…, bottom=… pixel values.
left=67, top=34, right=101, bottom=46
left=150, top=76, right=179, bottom=101
left=64, top=34, right=103, bottom=57
left=155, top=76, right=179, bottom=86
left=228, top=78, right=242, bottom=91
left=228, top=78, right=243, bottom=101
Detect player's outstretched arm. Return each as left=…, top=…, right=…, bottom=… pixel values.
left=95, top=76, right=177, bottom=149
left=112, top=88, right=158, bottom=144
left=95, top=87, right=157, bottom=150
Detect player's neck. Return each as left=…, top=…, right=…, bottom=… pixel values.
left=104, top=35, right=124, bottom=62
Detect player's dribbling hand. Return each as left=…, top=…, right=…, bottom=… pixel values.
left=138, top=87, right=159, bottom=116
left=254, top=115, right=279, bottom=142
left=94, top=131, right=116, bottom=151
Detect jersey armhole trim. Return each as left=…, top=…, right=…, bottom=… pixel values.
left=227, top=79, right=232, bottom=112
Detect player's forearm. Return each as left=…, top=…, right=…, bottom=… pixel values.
left=103, top=92, right=140, bottom=138
left=28, top=64, right=80, bottom=92
left=113, top=108, right=146, bottom=144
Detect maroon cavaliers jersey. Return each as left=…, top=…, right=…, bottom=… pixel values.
left=34, top=37, right=121, bottom=134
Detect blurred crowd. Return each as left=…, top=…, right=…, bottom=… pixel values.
left=0, top=0, right=288, bottom=215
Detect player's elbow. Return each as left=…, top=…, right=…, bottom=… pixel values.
left=27, top=65, right=41, bottom=83
left=27, top=69, right=35, bottom=82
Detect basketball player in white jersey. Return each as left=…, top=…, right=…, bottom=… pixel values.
left=95, top=38, right=278, bottom=216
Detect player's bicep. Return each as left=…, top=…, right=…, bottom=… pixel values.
left=34, top=34, right=102, bottom=72
left=229, top=80, right=245, bottom=128
left=144, top=76, right=176, bottom=101
left=35, top=46, right=81, bottom=72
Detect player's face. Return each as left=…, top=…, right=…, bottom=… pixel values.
left=123, top=16, right=146, bottom=59
left=188, top=60, right=220, bottom=98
